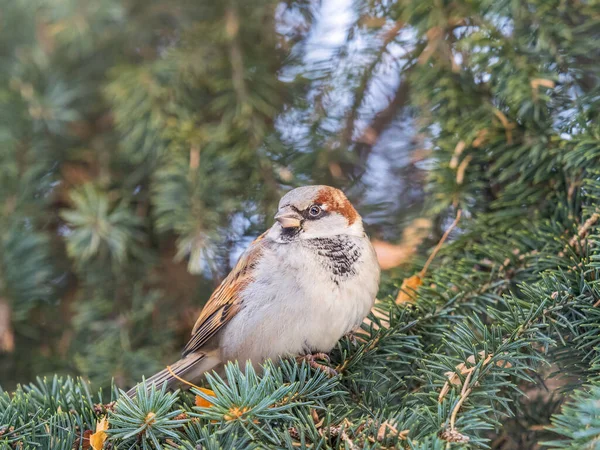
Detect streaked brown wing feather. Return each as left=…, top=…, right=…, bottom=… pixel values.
left=182, top=231, right=268, bottom=357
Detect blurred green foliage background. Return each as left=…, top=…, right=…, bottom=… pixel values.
left=0, top=0, right=428, bottom=391
left=2, top=0, right=600, bottom=447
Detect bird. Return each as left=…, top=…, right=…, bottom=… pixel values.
left=128, top=185, right=380, bottom=396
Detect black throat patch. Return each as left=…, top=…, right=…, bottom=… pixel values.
left=279, top=226, right=302, bottom=242
left=304, top=236, right=361, bottom=284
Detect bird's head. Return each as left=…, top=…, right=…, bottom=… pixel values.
left=270, top=185, right=363, bottom=242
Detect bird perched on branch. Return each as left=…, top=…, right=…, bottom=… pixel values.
left=129, top=185, right=380, bottom=395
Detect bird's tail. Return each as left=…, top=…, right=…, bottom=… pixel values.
left=127, top=351, right=220, bottom=397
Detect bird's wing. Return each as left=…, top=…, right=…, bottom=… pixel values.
left=182, top=231, right=268, bottom=357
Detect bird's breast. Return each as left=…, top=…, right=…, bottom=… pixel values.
left=218, top=235, right=379, bottom=365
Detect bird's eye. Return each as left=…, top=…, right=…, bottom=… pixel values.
left=308, top=205, right=322, bottom=217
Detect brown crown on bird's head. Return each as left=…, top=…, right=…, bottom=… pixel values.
left=314, top=186, right=359, bottom=225
left=273, top=186, right=362, bottom=240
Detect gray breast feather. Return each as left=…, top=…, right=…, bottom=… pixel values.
left=302, top=236, right=362, bottom=283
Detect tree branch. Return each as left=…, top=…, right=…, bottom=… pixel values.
left=226, top=4, right=248, bottom=108
left=0, top=298, right=14, bottom=353
left=347, top=69, right=412, bottom=178
left=340, top=22, right=404, bottom=149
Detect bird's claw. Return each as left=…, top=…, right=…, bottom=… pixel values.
left=344, top=330, right=359, bottom=346
left=297, top=353, right=337, bottom=376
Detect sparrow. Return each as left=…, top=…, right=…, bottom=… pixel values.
left=129, top=185, right=380, bottom=395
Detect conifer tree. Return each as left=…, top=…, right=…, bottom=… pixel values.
left=1, top=0, right=600, bottom=449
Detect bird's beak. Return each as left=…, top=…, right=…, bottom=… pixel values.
left=274, top=208, right=302, bottom=228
